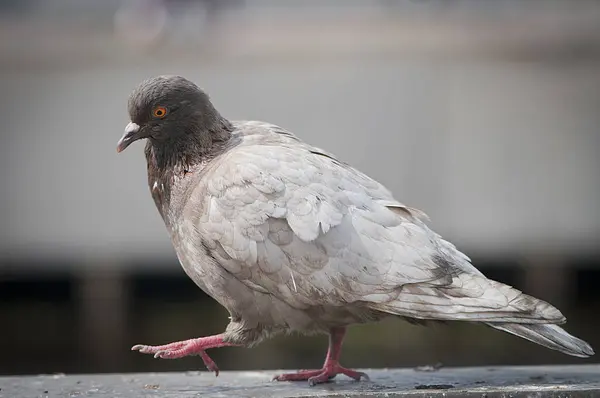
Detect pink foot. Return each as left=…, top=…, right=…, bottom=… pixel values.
left=273, top=363, right=370, bottom=386
left=132, top=334, right=236, bottom=376
left=274, top=327, right=369, bottom=386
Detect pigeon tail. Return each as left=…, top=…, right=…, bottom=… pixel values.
left=487, top=323, right=594, bottom=358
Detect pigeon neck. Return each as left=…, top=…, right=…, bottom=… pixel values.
left=149, top=117, right=233, bottom=171
left=144, top=118, right=233, bottom=220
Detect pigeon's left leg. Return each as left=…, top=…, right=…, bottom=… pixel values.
left=273, top=327, right=370, bottom=386
left=132, top=333, right=239, bottom=376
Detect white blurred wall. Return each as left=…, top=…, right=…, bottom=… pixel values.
left=1, top=2, right=599, bottom=266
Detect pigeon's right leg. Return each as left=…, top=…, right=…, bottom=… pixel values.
left=132, top=333, right=238, bottom=376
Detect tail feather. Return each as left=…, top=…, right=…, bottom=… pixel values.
left=488, top=323, right=594, bottom=358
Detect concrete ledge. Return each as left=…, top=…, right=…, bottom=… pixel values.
left=1, top=365, right=599, bottom=398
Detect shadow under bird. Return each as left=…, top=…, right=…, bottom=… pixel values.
left=116, top=75, right=594, bottom=386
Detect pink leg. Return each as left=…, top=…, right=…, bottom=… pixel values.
left=131, top=334, right=238, bottom=376
left=273, top=327, right=370, bottom=386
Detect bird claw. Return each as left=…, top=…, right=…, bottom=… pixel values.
left=154, top=350, right=168, bottom=359
left=131, top=339, right=220, bottom=376
left=200, top=351, right=220, bottom=377
left=131, top=341, right=188, bottom=355
left=274, top=365, right=370, bottom=386
left=307, top=369, right=369, bottom=386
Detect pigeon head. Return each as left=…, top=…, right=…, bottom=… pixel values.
left=117, top=75, right=230, bottom=153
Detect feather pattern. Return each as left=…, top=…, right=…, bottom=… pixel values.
left=165, top=121, right=590, bottom=354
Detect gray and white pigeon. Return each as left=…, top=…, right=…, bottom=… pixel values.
left=117, top=75, right=593, bottom=386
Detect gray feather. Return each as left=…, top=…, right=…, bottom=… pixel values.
left=488, top=323, right=594, bottom=357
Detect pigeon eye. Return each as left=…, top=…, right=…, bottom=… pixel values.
left=152, top=106, right=168, bottom=119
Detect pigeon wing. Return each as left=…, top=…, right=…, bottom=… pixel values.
left=189, top=134, right=564, bottom=323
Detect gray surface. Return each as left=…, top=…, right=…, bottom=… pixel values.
left=2, top=365, right=600, bottom=398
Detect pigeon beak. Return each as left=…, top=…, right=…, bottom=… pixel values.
left=117, top=122, right=142, bottom=153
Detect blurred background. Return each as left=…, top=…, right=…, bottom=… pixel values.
left=1, top=0, right=599, bottom=376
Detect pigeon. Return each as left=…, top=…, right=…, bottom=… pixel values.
left=117, top=75, right=594, bottom=386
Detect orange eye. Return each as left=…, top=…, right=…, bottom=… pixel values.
left=152, top=106, right=167, bottom=118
